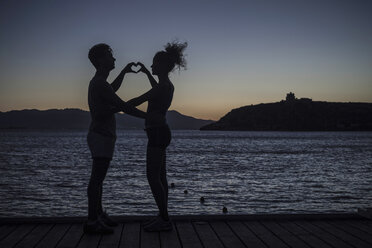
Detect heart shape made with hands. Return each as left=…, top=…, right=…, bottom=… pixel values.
left=131, top=63, right=142, bottom=73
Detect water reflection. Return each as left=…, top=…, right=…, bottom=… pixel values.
left=0, top=130, right=371, bottom=217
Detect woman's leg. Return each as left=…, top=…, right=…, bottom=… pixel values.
left=97, top=184, right=103, bottom=215
left=87, top=158, right=110, bottom=221
left=159, top=149, right=168, bottom=210
left=146, top=146, right=169, bottom=221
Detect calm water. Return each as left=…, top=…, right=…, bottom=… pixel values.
left=0, top=130, right=371, bottom=217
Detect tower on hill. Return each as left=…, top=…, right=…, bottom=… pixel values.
left=286, top=92, right=296, bottom=102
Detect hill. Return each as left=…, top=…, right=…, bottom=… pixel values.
left=0, top=109, right=213, bottom=130
left=201, top=93, right=372, bottom=131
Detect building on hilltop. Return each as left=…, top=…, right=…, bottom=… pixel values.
left=284, top=92, right=312, bottom=103
left=286, top=92, right=296, bottom=102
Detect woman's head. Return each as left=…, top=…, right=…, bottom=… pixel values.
left=151, top=41, right=188, bottom=76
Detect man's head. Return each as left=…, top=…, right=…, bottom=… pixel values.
left=88, top=43, right=115, bottom=71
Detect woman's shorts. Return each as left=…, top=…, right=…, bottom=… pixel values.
left=87, top=131, right=116, bottom=159
left=145, top=125, right=171, bottom=148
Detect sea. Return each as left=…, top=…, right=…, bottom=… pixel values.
left=0, top=130, right=371, bottom=217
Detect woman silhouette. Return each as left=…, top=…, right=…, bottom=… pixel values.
left=128, top=41, right=187, bottom=231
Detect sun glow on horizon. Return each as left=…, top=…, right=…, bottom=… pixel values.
left=1, top=1, right=371, bottom=120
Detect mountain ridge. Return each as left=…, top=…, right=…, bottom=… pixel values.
left=0, top=108, right=213, bottom=130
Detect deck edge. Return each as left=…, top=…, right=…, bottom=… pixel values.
left=0, top=213, right=366, bottom=224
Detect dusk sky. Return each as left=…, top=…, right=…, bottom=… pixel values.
left=0, top=0, right=371, bottom=120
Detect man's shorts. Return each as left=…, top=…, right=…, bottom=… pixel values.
left=145, top=125, right=172, bottom=148
left=87, top=131, right=116, bottom=159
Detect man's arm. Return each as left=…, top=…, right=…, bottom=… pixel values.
left=127, top=87, right=158, bottom=107
left=110, top=62, right=136, bottom=92
left=101, top=82, right=146, bottom=119
left=121, top=103, right=146, bottom=119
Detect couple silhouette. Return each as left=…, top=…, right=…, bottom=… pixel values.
left=85, top=42, right=187, bottom=234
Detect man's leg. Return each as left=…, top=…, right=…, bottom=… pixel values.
left=87, top=157, right=110, bottom=221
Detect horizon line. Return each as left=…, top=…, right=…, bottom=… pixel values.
left=2, top=98, right=372, bottom=121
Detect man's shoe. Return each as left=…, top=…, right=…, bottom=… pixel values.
left=144, top=217, right=173, bottom=232
left=100, top=212, right=118, bottom=227
left=83, top=219, right=114, bottom=234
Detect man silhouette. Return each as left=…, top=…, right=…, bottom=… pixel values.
left=85, top=43, right=146, bottom=234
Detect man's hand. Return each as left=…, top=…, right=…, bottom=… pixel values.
left=123, top=62, right=138, bottom=74
left=111, top=62, right=139, bottom=92
left=126, top=99, right=135, bottom=106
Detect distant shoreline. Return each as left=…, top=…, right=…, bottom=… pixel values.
left=201, top=94, right=372, bottom=131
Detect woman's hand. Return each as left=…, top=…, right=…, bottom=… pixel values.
left=136, top=62, right=158, bottom=87
left=137, top=62, right=150, bottom=75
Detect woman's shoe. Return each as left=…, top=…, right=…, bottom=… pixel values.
left=83, top=219, right=114, bottom=234
left=100, top=212, right=118, bottom=227
left=144, top=217, right=173, bottom=232
left=143, top=214, right=161, bottom=227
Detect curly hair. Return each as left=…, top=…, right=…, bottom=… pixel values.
left=155, top=41, right=188, bottom=72
left=88, top=43, right=112, bottom=69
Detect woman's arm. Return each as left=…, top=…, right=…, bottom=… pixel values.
left=138, top=62, right=158, bottom=88
left=127, top=87, right=158, bottom=106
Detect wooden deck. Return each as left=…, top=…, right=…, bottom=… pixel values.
left=0, top=214, right=371, bottom=248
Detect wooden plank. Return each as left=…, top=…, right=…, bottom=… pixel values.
left=192, top=221, right=223, bottom=248
left=160, top=222, right=182, bottom=248
left=0, top=224, right=18, bottom=241
left=357, top=220, right=372, bottom=228
left=364, top=220, right=372, bottom=226
left=209, top=221, right=246, bottom=248
left=261, top=220, right=311, bottom=248
left=0, top=216, right=370, bottom=248
left=15, top=224, right=53, bottom=248
left=345, top=220, right=372, bottom=235
left=0, top=224, right=36, bottom=248
left=293, top=220, right=352, bottom=248
left=140, top=223, right=159, bottom=248
left=227, top=221, right=266, bottom=248
left=98, top=224, right=124, bottom=248
left=312, top=220, right=371, bottom=248
left=358, top=208, right=372, bottom=219
left=76, top=233, right=101, bottom=248
left=175, top=221, right=203, bottom=248
left=327, top=220, right=372, bottom=245
left=0, top=225, right=7, bottom=238
left=35, top=224, right=71, bottom=248
left=119, top=222, right=140, bottom=248
left=56, top=223, right=84, bottom=248
left=244, top=221, right=289, bottom=248
left=277, top=220, right=333, bottom=248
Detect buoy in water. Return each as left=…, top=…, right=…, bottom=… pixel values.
left=222, top=206, right=228, bottom=213
left=184, top=190, right=188, bottom=194
left=200, top=197, right=205, bottom=203
left=170, top=183, right=175, bottom=188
